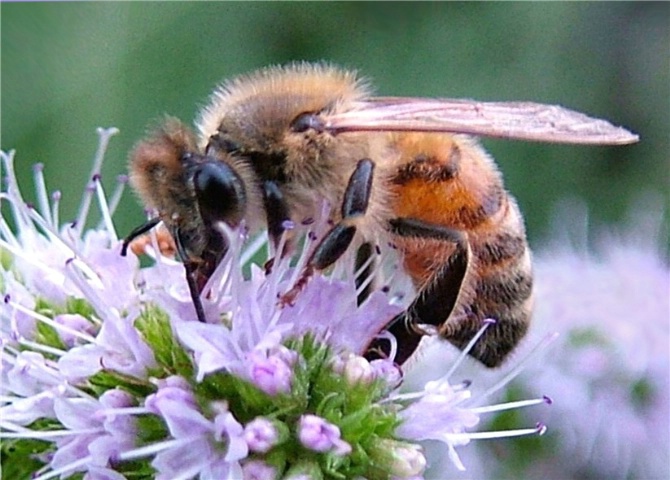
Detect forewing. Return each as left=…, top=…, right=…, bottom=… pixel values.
left=325, top=97, right=639, bottom=145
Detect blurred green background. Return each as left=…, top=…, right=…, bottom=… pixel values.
left=2, top=2, right=668, bottom=249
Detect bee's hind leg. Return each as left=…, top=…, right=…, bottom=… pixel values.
left=279, top=158, right=375, bottom=306
left=365, top=218, right=469, bottom=365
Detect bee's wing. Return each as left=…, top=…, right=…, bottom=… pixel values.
left=325, top=97, right=639, bottom=145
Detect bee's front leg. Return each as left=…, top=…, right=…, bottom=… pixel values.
left=278, top=158, right=374, bottom=306
left=120, top=217, right=161, bottom=256
left=171, top=226, right=209, bottom=324
left=262, top=180, right=292, bottom=253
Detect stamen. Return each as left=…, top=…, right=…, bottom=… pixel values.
left=74, top=181, right=95, bottom=239
left=73, top=127, right=119, bottom=239
left=366, top=331, right=398, bottom=374
left=93, top=175, right=118, bottom=242
left=443, top=319, right=496, bottom=381
left=32, top=163, right=53, bottom=227
left=0, top=151, right=32, bottom=232
left=51, top=191, right=61, bottom=229
left=447, top=443, right=466, bottom=471
left=448, top=422, right=546, bottom=442
left=100, top=406, right=150, bottom=416
left=0, top=419, right=35, bottom=432
left=25, top=204, right=79, bottom=253
left=353, top=248, right=377, bottom=297
left=261, top=230, right=294, bottom=299
left=106, top=174, right=128, bottom=218
left=32, top=455, right=93, bottom=480
left=0, top=428, right=102, bottom=439
left=116, top=437, right=191, bottom=462
left=240, top=231, right=269, bottom=267
left=63, top=258, right=110, bottom=317
left=204, top=222, right=244, bottom=300
left=88, top=127, right=119, bottom=185
left=0, top=209, right=21, bottom=248
left=16, top=337, right=67, bottom=357
left=286, top=225, right=316, bottom=290
left=5, top=298, right=96, bottom=344
left=0, top=388, right=54, bottom=406
left=472, top=332, right=559, bottom=407
left=470, top=396, right=552, bottom=414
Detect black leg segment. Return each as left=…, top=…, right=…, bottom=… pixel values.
left=309, top=158, right=375, bottom=271
left=366, top=217, right=470, bottom=365
left=389, top=217, right=466, bottom=245
left=262, top=180, right=292, bottom=249
left=121, top=217, right=161, bottom=256
left=341, top=158, right=374, bottom=218
left=172, top=227, right=208, bottom=324
left=279, top=159, right=375, bottom=306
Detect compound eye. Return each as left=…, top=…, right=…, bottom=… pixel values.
left=193, top=162, right=246, bottom=225
left=290, top=112, right=325, bottom=133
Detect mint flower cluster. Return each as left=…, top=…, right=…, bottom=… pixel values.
left=1, top=129, right=547, bottom=480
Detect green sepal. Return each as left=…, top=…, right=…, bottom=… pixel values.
left=134, top=304, right=195, bottom=379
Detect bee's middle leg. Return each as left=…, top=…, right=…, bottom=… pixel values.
left=279, top=158, right=374, bottom=306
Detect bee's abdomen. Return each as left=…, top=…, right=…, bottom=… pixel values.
left=389, top=132, right=534, bottom=367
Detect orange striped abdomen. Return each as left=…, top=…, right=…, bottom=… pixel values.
left=388, top=132, right=533, bottom=366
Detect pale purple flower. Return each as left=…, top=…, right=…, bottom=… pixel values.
left=297, top=414, right=352, bottom=456
left=57, top=310, right=157, bottom=381
left=394, top=320, right=551, bottom=473
left=397, top=380, right=480, bottom=442
left=245, top=350, right=294, bottom=395
left=175, top=255, right=402, bottom=383
left=53, top=313, right=97, bottom=348
left=146, top=381, right=248, bottom=480
left=51, top=389, right=137, bottom=474
left=244, top=417, right=281, bottom=453
left=1, top=351, right=60, bottom=425
left=242, top=459, right=278, bottom=480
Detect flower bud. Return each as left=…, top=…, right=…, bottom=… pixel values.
left=247, top=351, right=293, bottom=396
left=343, top=354, right=375, bottom=386
left=297, top=414, right=351, bottom=456
left=244, top=417, right=287, bottom=453
left=369, top=439, right=426, bottom=478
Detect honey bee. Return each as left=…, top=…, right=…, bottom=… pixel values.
left=122, top=62, right=638, bottom=367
